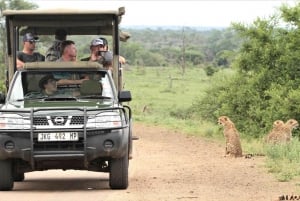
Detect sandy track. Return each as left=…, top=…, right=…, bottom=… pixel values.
left=1, top=123, right=298, bottom=201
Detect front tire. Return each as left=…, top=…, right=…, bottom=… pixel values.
left=0, top=160, right=14, bottom=191
left=109, top=149, right=129, bottom=189
left=14, top=172, right=25, bottom=182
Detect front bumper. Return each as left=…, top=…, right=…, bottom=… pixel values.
left=0, top=127, right=129, bottom=168
left=0, top=106, right=132, bottom=170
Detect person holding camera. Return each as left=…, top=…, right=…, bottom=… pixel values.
left=81, top=38, right=113, bottom=70
left=81, top=38, right=106, bottom=62
left=99, top=36, right=126, bottom=65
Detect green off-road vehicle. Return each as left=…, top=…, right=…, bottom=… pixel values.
left=0, top=8, right=133, bottom=190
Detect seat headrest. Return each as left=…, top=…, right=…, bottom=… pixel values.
left=80, top=80, right=102, bottom=96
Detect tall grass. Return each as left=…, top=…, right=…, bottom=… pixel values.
left=124, top=66, right=300, bottom=182
left=264, top=141, right=300, bottom=182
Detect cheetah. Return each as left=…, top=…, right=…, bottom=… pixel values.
left=218, top=116, right=243, bottom=157
left=264, top=120, right=285, bottom=143
left=265, top=119, right=298, bottom=144
left=283, top=119, right=298, bottom=142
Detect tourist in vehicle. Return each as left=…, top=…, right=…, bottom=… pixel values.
left=16, top=33, right=45, bottom=69
left=38, top=74, right=80, bottom=97
left=98, top=36, right=126, bottom=66
left=45, top=29, right=67, bottom=61
left=55, top=40, right=88, bottom=85
left=81, top=38, right=113, bottom=70
left=99, top=37, right=109, bottom=51
left=57, top=40, right=77, bottom=62
left=38, top=74, right=59, bottom=96
left=80, top=38, right=106, bottom=62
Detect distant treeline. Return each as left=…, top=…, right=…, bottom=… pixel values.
left=120, top=27, right=243, bottom=68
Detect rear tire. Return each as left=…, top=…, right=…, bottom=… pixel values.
left=109, top=149, right=129, bottom=189
left=0, top=160, right=14, bottom=191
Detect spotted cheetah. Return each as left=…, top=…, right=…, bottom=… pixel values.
left=218, top=116, right=242, bottom=157
left=284, top=119, right=298, bottom=142
left=265, top=120, right=285, bottom=143
left=265, top=119, right=298, bottom=143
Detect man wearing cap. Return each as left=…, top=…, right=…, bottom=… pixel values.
left=45, top=29, right=67, bottom=61
left=39, top=74, right=58, bottom=96
left=99, top=37, right=109, bottom=51
left=98, top=36, right=126, bottom=65
left=17, top=33, right=45, bottom=69
left=81, top=38, right=113, bottom=71
left=38, top=74, right=80, bottom=97
left=81, top=38, right=106, bottom=62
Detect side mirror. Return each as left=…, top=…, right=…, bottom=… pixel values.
left=118, top=90, right=132, bottom=102
left=0, top=93, right=6, bottom=104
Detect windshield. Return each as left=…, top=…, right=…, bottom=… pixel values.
left=8, top=70, right=115, bottom=102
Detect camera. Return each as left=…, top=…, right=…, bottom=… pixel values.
left=96, top=50, right=106, bottom=56
left=96, top=50, right=113, bottom=63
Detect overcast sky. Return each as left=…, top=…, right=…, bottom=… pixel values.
left=29, top=0, right=297, bottom=27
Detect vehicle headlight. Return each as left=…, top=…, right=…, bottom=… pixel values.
left=0, top=114, right=30, bottom=129
left=87, top=111, right=122, bottom=128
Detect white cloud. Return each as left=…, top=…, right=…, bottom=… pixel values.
left=29, top=0, right=297, bottom=27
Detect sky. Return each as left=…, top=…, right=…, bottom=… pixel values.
left=29, top=0, right=298, bottom=27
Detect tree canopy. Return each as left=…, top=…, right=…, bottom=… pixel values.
left=193, top=2, right=300, bottom=138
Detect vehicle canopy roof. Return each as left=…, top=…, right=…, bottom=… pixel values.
left=2, top=8, right=126, bottom=36
left=2, top=7, right=128, bottom=91
left=2, top=8, right=127, bottom=54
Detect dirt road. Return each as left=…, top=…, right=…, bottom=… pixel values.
left=1, top=123, right=299, bottom=201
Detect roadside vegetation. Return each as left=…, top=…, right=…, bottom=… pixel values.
left=124, top=2, right=300, bottom=182
left=1, top=0, right=300, bottom=182
left=124, top=66, right=300, bottom=182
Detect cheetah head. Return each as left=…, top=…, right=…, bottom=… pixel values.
left=285, top=119, right=299, bottom=130
left=273, top=120, right=284, bottom=128
left=218, top=116, right=230, bottom=126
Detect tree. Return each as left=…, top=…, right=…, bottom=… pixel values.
left=194, top=3, right=300, bottom=137
left=0, top=0, right=38, bottom=90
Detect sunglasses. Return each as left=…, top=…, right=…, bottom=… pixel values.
left=27, top=40, right=36, bottom=44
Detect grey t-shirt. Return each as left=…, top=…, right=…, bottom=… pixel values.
left=17, top=51, right=45, bottom=62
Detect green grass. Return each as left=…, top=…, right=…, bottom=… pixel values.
left=123, top=66, right=218, bottom=136
left=264, top=141, right=300, bottom=181
left=123, top=66, right=300, bottom=182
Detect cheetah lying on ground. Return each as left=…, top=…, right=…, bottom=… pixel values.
left=265, top=119, right=298, bottom=143
left=218, top=116, right=243, bottom=157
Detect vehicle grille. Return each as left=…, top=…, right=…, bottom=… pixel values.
left=33, top=117, right=48, bottom=125
left=70, top=116, right=84, bottom=125
left=33, top=116, right=85, bottom=126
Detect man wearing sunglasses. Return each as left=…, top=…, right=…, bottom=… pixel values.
left=16, top=33, right=45, bottom=69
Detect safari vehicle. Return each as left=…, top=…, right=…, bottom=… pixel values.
left=0, top=8, right=133, bottom=190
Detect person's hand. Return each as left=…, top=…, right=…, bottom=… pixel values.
left=78, top=77, right=90, bottom=84
left=90, top=52, right=102, bottom=62
left=16, top=59, right=25, bottom=69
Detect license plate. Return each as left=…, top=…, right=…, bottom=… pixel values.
left=38, top=132, right=79, bottom=142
